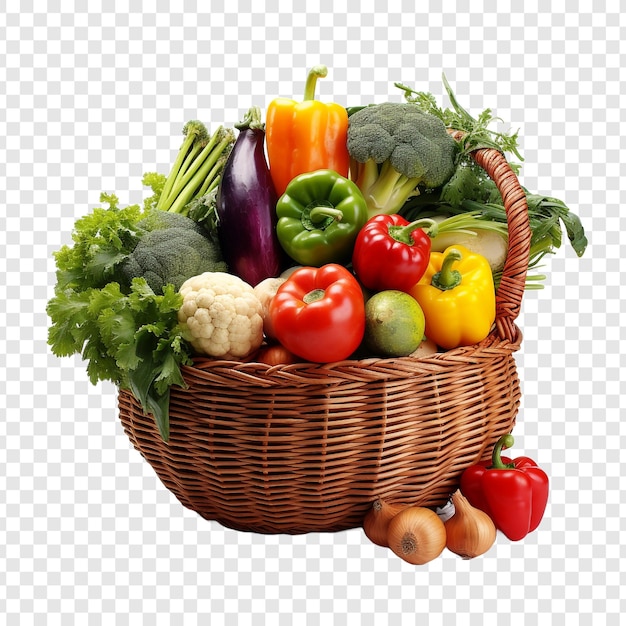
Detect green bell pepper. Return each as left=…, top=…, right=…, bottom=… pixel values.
left=275, top=169, right=369, bottom=266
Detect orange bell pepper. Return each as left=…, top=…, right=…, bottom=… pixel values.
left=265, top=65, right=350, bottom=197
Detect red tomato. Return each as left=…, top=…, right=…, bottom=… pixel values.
left=269, top=264, right=365, bottom=363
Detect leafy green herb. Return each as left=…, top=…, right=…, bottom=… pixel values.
left=524, top=193, right=588, bottom=258
left=141, top=172, right=167, bottom=211
left=48, top=276, right=190, bottom=442
left=47, top=189, right=194, bottom=441
left=53, top=193, right=145, bottom=291
left=395, top=74, right=524, bottom=161
left=396, top=74, right=587, bottom=289
left=403, top=192, right=587, bottom=290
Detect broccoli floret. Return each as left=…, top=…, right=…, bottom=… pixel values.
left=347, top=102, right=458, bottom=216
left=115, top=211, right=227, bottom=294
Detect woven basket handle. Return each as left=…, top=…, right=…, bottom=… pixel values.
left=449, top=130, right=531, bottom=342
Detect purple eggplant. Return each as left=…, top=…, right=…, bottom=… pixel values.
left=216, top=106, right=283, bottom=286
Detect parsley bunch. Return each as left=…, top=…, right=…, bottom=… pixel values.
left=396, top=75, right=588, bottom=289
left=395, top=74, right=524, bottom=161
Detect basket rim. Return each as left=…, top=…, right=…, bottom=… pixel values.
left=175, top=322, right=523, bottom=385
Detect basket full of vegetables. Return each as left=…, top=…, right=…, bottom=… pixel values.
left=47, top=67, right=587, bottom=537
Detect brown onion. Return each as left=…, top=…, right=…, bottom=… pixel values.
left=445, top=490, right=497, bottom=559
left=386, top=506, right=447, bottom=565
left=362, top=498, right=406, bottom=547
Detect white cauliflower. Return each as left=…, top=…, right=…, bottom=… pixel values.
left=178, top=271, right=264, bottom=359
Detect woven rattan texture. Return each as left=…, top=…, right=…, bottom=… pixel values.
left=118, top=143, right=529, bottom=534
left=119, top=334, right=521, bottom=533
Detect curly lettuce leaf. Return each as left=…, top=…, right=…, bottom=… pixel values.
left=47, top=270, right=191, bottom=441
left=142, top=172, right=167, bottom=212
left=47, top=187, right=199, bottom=440
left=53, top=193, right=145, bottom=291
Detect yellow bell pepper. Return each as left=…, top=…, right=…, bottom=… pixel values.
left=409, top=245, right=496, bottom=350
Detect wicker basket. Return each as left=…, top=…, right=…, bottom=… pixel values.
left=118, top=141, right=530, bottom=535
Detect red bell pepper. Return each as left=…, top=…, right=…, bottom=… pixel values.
left=269, top=263, right=365, bottom=363
left=351, top=214, right=437, bottom=292
left=460, top=434, right=549, bottom=541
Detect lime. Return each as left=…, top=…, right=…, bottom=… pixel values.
left=364, top=290, right=426, bottom=357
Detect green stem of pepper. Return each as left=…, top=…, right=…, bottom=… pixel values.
left=489, top=434, right=516, bottom=469
left=431, top=248, right=463, bottom=291
left=301, top=204, right=343, bottom=231
left=309, top=206, right=343, bottom=224
left=303, top=65, right=328, bottom=101
left=387, top=218, right=438, bottom=245
left=303, top=288, right=326, bottom=304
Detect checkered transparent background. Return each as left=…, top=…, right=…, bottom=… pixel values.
left=2, top=1, right=624, bottom=624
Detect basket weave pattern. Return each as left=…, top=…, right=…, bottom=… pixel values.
left=118, top=142, right=530, bottom=535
